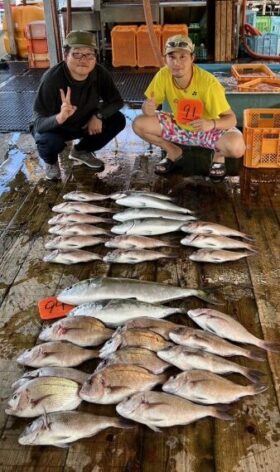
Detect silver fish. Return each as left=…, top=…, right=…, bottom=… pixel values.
left=189, top=248, right=255, bottom=263
left=52, top=202, right=114, bottom=214
left=39, top=316, right=113, bottom=347
left=17, top=341, right=99, bottom=367
left=157, top=346, right=263, bottom=383
left=97, top=347, right=170, bottom=374
left=48, top=224, right=109, bottom=237
left=68, top=299, right=184, bottom=326
left=124, top=317, right=180, bottom=340
left=181, top=221, right=253, bottom=240
left=79, top=363, right=167, bottom=404
left=57, top=276, right=216, bottom=305
left=48, top=213, right=112, bottom=225
left=110, top=191, right=174, bottom=201
left=169, top=327, right=265, bottom=361
left=111, top=218, right=187, bottom=236
left=19, top=411, right=133, bottom=447
left=181, top=234, right=256, bottom=251
left=6, top=377, right=81, bottom=418
left=63, top=191, right=110, bottom=202
left=188, top=308, right=280, bottom=352
left=45, top=235, right=107, bottom=250
left=113, top=208, right=196, bottom=222
left=43, top=249, right=102, bottom=265
left=105, top=235, right=177, bottom=250
left=116, top=391, right=232, bottom=431
left=12, top=367, right=88, bottom=391
left=162, top=370, right=267, bottom=404
left=103, top=249, right=176, bottom=264
left=115, top=195, right=193, bottom=214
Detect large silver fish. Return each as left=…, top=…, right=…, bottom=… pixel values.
left=43, top=249, right=102, bottom=265
left=124, top=317, right=180, bottom=340
left=116, top=391, right=232, bottom=431
left=68, top=299, right=184, bottom=326
left=45, top=235, right=107, bottom=250
left=17, top=341, right=99, bottom=367
left=115, top=195, right=193, bottom=214
left=111, top=218, right=187, bottom=236
left=110, top=190, right=174, bottom=201
left=105, top=235, right=177, bottom=250
left=103, top=249, right=176, bottom=264
left=181, top=234, right=256, bottom=251
left=162, top=370, right=267, bottom=404
left=188, top=308, right=280, bottom=352
left=52, top=202, right=114, bottom=214
left=39, top=316, right=113, bottom=347
left=19, top=411, right=133, bottom=447
left=63, top=191, right=110, bottom=202
left=6, top=377, right=81, bottom=418
left=48, top=224, right=109, bottom=237
left=48, top=213, right=112, bottom=225
left=181, top=221, right=253, bottom=240
left=189, top=248, right=255, bottom=263
left=113, top=208, right=196, bottom=222
left=97, top=347, right=170, bottom=374
left=57, top=276, right=216, bottom=305
left=79, top=363, right=167, bottom=404
left=12, top=367, right=89, bottom=391
left=157, top=346, right=263, bottom=383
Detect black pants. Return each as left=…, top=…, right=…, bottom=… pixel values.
left=33, top=111, right=126, bottom=164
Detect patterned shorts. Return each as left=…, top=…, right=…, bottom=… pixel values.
left=158, top=111, right=242, bottom=150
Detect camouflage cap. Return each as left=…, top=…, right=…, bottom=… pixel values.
left=165, top=34, right=195, bottom=55
left=64, top=30, right=97, bottom=50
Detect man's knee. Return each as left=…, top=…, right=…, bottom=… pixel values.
left=219, top=133, right=246, bottom=159
left=132, top=115, right=146, bottom=135
left=35, top=132, right=66, bottom=156
left=115, top=111, right=126, bottom=133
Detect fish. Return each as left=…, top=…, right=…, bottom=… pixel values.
left=48, top=224, right=110, bottom=237
left=12, top=367, right=89, bottom=391
left=5, top=377, right=81, bottom=418
left=105, top=235, right=177, bottom=250
left=110, top=191, right=174, bottom=201
left=189, top=249, right=255, bottom=263
left=157, top=346, right=264, bottom=383
left=79, top=363, right=168, bottom=404
left=52, top=202, right=114, bottom=214
left=99, top=327, right=173, bottom=358
left=181, top=221, right=253, bottom=240
left=162, top=370, right=268, bottom=404
left=63, top=191, right=110, bottom=202
left=124, top=317, right=180, bottom=340
left=115, top=195, right=193, bottom=214
left=111, top=218, right=185, bottom=236
left=97, top=347, right=170, bottom=374
left=113, top=208, right=196, bottom=222
left=169, top=327, right=265, bottom=361
left=48, top=213, right=112, bottom=225
left=39, top=316, right=113, bottom=347
left=57, top=277, right=216, bottom=306
left=187, top=308, right=280, bottom=352
left=17, top=341, right=99, bottom=367
left=181, top=234, right=256, bottom=251
left=18, top=411, right=133, bottom=447
left=67, top=299, right=184, bottom=326
left=45, top=235, right=107, bottom=250
left=43, top=249, right=102, bottom=265
left=116, top=391, right=232, bottom=431
left=103, top=249, right=176, bottom=264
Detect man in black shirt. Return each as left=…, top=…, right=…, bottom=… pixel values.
left=32, top=30, right=125, bottom=180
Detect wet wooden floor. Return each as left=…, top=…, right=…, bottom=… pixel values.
left=0, top=109, right=280, bottom=472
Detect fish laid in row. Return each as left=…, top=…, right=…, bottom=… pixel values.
left=113, top=208, right=196, bottom=222
left=48, top=224, right=110, bottom=237
left=181, top=234, right=256, bottom=251
left=97, top=347, right=170, bottom=375
left=115, top=195, right=193, bottom=214
left=45, top=235, right=108, bottom=250
left=43, top=249, right=102, bottom=264
left=105, top=235, right=177, bottom=250
left=189, top=248, right=255, bottom=263
left=52, top=202, right=114, bottom=214
left=103, top=249, right=176, bottom=264
left=181, top=221, right=253, bottom=240
left=63, top=190, right=174, bottom=202
left=48, top=213, right=112, bottom=225
left=111, top=218, right=186, bottom=236
left=12, top=366, right=89, bottom=391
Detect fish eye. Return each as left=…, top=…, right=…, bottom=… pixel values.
left=12, top=393, right=19, bottom=400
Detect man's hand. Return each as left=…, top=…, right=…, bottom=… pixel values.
left=87, top=115, right=103, bottom=135
left=56, top=87, right=77, bottom=124
left=142, top=93, right=157, bottom=117
left=189, top=119, right=215, bottom=132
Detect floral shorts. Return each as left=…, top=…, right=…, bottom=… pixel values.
left=157, top=111, right=242, bottom=150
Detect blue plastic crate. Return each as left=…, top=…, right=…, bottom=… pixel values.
left=246, top=10, right=257, bottom=26
left=247, top=33, right=280, bottom=56
left=271, top=16, right=280, bottom=34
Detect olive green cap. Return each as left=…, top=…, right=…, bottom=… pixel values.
left=64, top=30, right=97, bottom=50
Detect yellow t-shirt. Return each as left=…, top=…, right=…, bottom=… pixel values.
left=145, top=65, right=231, bottom=130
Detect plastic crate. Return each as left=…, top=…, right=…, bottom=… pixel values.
left=162, top=24, right=188, bottom=52
left=111, top=25, right=138, bottom=67
left=231, top=63, right=275, bottom=82
left=247, top=33, right=280, bottom=55
left=238, top=77, right=280, bottom=92
left=271, top=16, right=280, bottom=34
left=25, top=20, right=46, bottom=39
left=243, top=109, right=280, bottom=168
left=246, top=10, right=257, bottom=26
left=255, top=16, right=272, bottom=33
left=136, top=25, right=162, bottom=67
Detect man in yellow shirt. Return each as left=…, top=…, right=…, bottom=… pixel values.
left=133, top=35, right=245, bottom=182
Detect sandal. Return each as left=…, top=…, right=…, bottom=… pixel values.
left=209, top=161, right=226, bottom=182
left=155, top=155, right=183, bottom=175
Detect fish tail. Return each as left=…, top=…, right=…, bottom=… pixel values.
left=249, top=383, right=268, bottom=395
left=192, top=290, right=221, bottom=305
left=242, top=233, right=255, bottom=242
left=90, top=349, right=100, bottom=358
left=157, top=372, right=170, bottom=385
left=113, top=418, right=136, bottom=429
left=247, top=349, right=266, bottom=361
left=259, top=340, right=280, bottom=353
left=245, top=368, right=265, bottom=383
left=211, top=404, right=233, bottom=421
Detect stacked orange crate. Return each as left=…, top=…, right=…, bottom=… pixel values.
left=111, top=26, right=138, bottom=67
left=25, top=20, right=49, bottom=68
left=136, top=25, right=162, bottom=67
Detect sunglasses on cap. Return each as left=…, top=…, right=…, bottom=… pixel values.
left=166, top=41, right=190, bottom=48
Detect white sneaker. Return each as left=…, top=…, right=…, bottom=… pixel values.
left=69, top=148, right=105, bottom=171
left=45, top=163, right=61, bottom=180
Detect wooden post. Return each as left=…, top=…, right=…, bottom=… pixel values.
left=3, top=0, right=17, bottom=56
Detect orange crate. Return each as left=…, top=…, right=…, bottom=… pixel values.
left=25, top=20, right=47, bottom=39
left=136, top=25, right=162, bottom=67
left=243, top=108, right=280, bottom=168
left=111, top=25, right=138, bottom=67
left=27, top=38, right=48, bottom=54
left=238, top=77, right=280, bottom=92
left=231, top=64, right=275, bottom=82
left=161, top=24, right=188, bottom=53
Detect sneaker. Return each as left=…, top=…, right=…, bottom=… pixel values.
left=45, top=163, right=61, bottom=180
left=69, top=148, right=105, bottom=171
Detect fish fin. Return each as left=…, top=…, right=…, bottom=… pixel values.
left=146, top=423, right=162, bottom=433
left=245, top=369, right=265, bottom=383
left=212, top=404, right=233, bottom=421
left=31, top=394, right=53, bottom=408
left=247, top=349, right=266, bottom=361
left=42, top=407, right=50, bottom=430
left=260, top=341, right=280, bottom=353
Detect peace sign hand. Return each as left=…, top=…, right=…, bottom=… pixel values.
left=56, top=87, right=77, bottom=124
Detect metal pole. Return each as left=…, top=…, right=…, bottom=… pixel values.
left=3, top=0, right=17, bottom=56
left=43, top=0, right=59, bottom=66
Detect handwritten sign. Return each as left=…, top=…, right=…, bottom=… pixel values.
left=38, top=297, right=75, bottom=320
left=176, top=99, right=204, bottom=125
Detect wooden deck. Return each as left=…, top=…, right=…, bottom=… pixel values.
left=0, top=108, right=280, bottom=472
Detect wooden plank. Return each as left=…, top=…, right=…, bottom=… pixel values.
left=215, top=0, right=221, bottom=62
left=220, top=1, right=227, bottom=62
left=225, top=0, right=233, bottom=62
